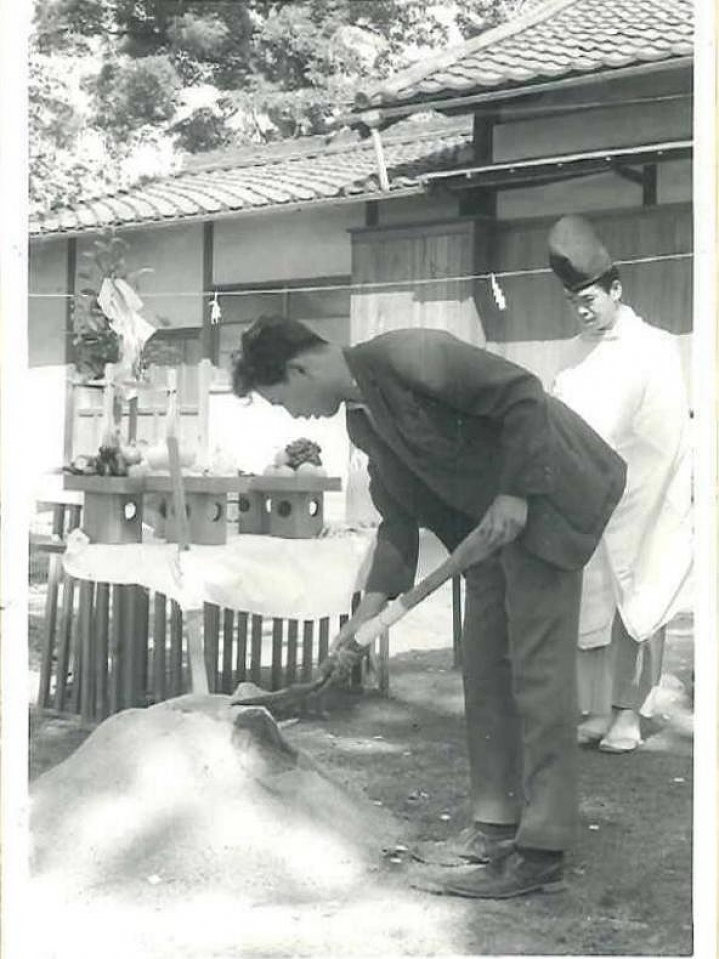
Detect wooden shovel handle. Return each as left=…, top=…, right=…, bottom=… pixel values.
left=167, top=435, right=191, bottom=551
left=354, top=528, right=494, bottom=646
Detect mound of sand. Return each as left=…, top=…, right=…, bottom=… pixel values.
left=31, top=694, right=400, bottom=907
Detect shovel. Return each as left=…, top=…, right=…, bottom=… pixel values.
left=230, top=674, right=334, bottom=709
left=230, top=526, right=493, bottom=710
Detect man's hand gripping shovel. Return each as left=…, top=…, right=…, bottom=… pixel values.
left=230, top=522, right=498, bottom=713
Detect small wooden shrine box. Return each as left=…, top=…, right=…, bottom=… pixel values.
left=249, top=475, right=341, bottom=540
left=145, top=476, right=235, bottom=546
left=237, top=491, right=267, bottom=535
left=64, top=477, right=145, bottom=545
left=160, top=492, right=228, bottom=546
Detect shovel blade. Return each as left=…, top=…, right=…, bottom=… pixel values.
left=230, top=678, right=326, bottom=709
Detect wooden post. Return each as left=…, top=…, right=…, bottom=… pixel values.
left=54, top=576, right=76, bottom=712
left=249, top=615, right=263, bottom=685
left=69, top=583, right=86, bottom=714
left=153, top=592, right=167, bottom=703
left=63, top=377, right=76, bottom=466
left=642, top=164, right=658, bottom=207
left=203, top=603, right=220, bottom=693
left=94, top=583, right=110, bottom=720
left=79, top=580, right=95, bottom=721
left=452, top=575, right=463, bottom=669
left=152, top=399, right=161, bottom=444
left=101, top=362, right=116, bottom=444
left=136, top=586, right=150, bottom=702
left=318, top=618, right=330, bottom=665
left=349, top=592, right=363, bottom=688
left=286, top=620, right=299, bottom=684
left=466, top=111, right=498, bottom=342
left=369, top=128, right=390, bottom=192
left=270, top=619, right=283, bottom=690
left=122, top=584, right=138, bottom=707
left=170, top=601, right=183, bottom=695
left=128, top=396, right=139, bottom=442
left=376, top=630, right=390, bottom=695
left=197, top=357, right=212, bottom=472
left=201, top=222, right=216, bottom=362
left=37, top=505, right=66, bottom=707
left=301, top=621, right=314, bottom=682
left=110, top=584, right=124, bottom=713
left=221, top=609, right=234, bottom=693
left=235, top=612, right=248, bottom=684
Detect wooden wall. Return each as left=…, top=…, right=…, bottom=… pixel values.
left=479, top=203, right=693, bottom=343
left=349, top=202, right=693, bottom=393
left=350, top=220, right=484, bottom=345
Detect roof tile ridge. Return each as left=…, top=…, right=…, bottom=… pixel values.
left=180, top=120, right=471, bottom=177
left=181, top=135, right=372, bottom=176
left=366, top=0, right=579, bottom=101
left=380, top=118, right=472, bottom=144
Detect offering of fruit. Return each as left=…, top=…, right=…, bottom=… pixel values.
left=68, top=454, right=99, bottom=476
left=263, top=464, right=294, bottom=477
left=66, top=439, right=147, bottom=478
left=144, top=443, right=195, bottom=470
left=127, top=462, right=150, bottom=478
left=295, top=461, right=327, bottom=476
left=119, top=443, right=143, bottom=466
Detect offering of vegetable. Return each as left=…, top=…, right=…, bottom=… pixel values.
left=284, top=438, right=322, bottom=469
left=97, top=443, right=128, bottom=476
left=264, top=438, right=324, bottom=477
left=66, top=440, right=146, bottom=477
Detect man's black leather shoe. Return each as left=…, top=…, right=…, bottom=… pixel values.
left=434, top=849, right=566, bottom=899
left=411, top=823, right=517, bottom=867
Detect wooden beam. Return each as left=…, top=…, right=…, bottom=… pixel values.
left=469, top=112, right=497, bottom=335
left=612, top=163, right=646, bottom=187
left=642, top=164, right=658, bottom=206
left=370, top=128, right=390, bottom=191
left=460, top=113, right=497, bottom=218
left=201, top=221, right=216, bottom=362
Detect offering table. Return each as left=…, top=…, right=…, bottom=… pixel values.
left=37, top=474, right=383, bottom=719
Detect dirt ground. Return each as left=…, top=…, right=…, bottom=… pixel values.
left=28, top=536, right=694, bottom=958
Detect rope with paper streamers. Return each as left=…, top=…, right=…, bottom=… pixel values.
left=29, top=250, right=693, bottom=301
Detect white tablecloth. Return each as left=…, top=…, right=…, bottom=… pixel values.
left=63, top=527, right=377, bottom=618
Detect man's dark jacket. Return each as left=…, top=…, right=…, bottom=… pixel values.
left=343, top=329, right=627, bottom=597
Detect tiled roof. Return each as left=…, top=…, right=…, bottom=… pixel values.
left=30, top=119, right=473, bottom=238
left=355, top=0, right=694, bottom=111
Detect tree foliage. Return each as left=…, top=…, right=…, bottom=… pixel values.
left=30, top=0, right=505, bottom=213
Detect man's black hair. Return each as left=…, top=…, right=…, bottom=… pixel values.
left=231, top=315, right=327, bottom=397
left=593, top=265, right=621, bottom=293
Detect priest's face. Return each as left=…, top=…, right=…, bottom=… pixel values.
left=565, top=280, right=622, bottom=337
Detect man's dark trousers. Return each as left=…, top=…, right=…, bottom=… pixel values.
left=460, top=542, right=582, bottom=852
